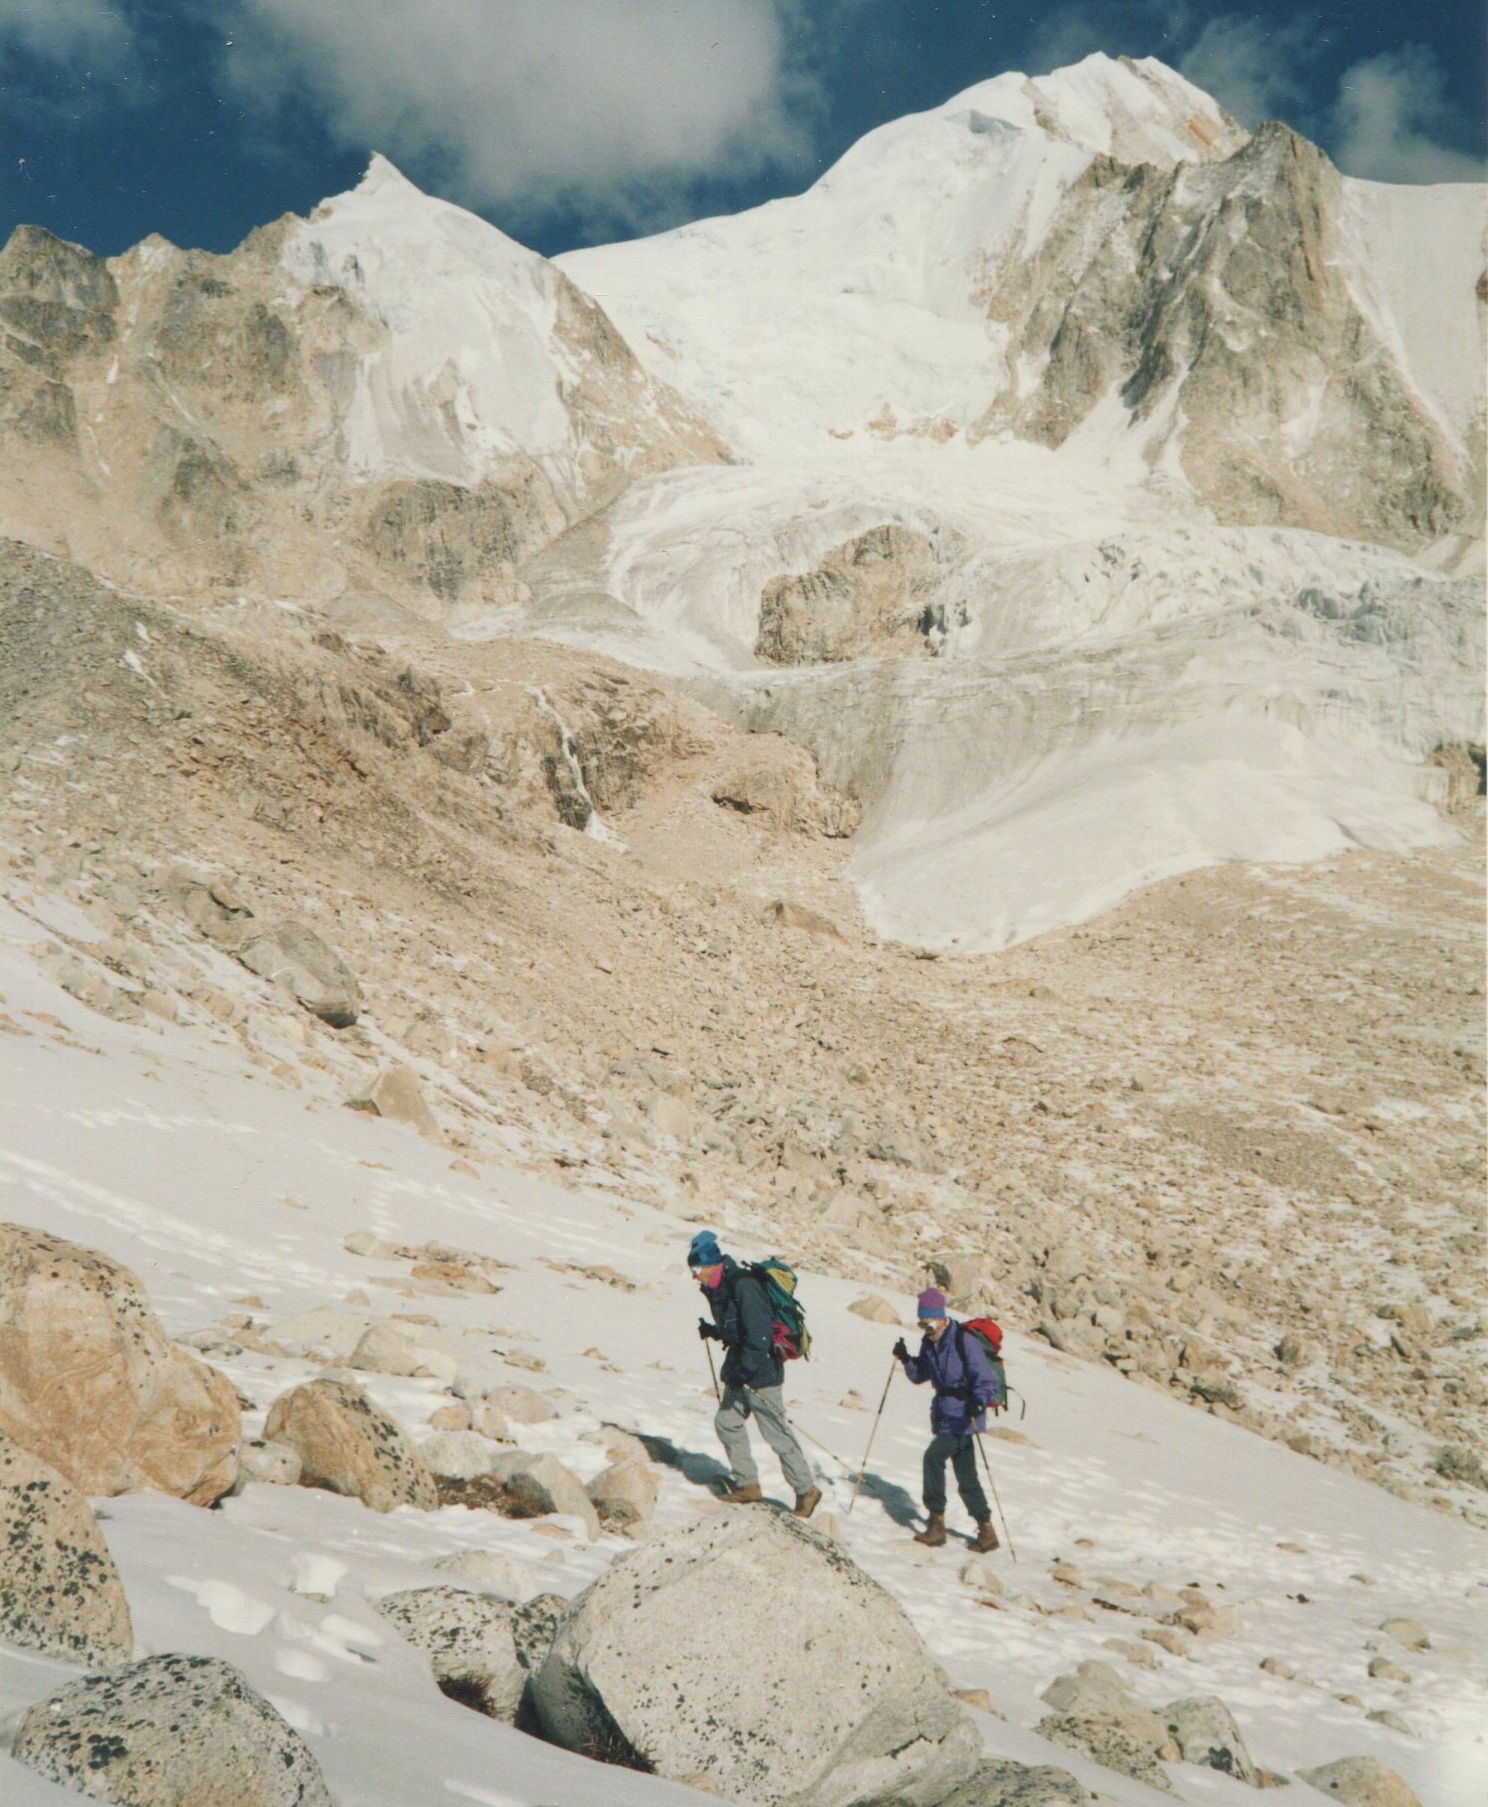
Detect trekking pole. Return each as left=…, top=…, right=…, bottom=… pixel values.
left=704, top=1339, right=720, bottom=1405
left=847, top=1357, right=897, bottom=1515
left=789, top=1417, right=853, bottom=1474
left=974, top=1433, right=1018, bottom=1562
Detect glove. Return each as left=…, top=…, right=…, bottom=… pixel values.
left=698, top=1318, right=721, bottom=1342
left=892, top=1338, right=909, bottom=1362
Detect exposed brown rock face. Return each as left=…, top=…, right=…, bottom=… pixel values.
left=976, top=125, right=1476, bottom=549
left=756, top=526, right=958, bottom=665
left=0, top=1224, right=240, bottom=1505
left=264, top=1377, right=438, bottom=1513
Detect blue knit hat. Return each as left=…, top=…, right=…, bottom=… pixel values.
left=916, top=1287, right=947, bottom=1319
left=687, top=1229, right=723, bottom=1269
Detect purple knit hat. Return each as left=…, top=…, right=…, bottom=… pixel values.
left=916, top=1287, right=947, bottom=1319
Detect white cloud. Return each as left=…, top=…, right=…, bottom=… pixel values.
left=1331, top=46, right=1482, bottom=184
left=225, top=0, right=819, bottom=235
left=1177, top=14, right=1314, bottom=128
left=0, top=0, right=131, bottom=66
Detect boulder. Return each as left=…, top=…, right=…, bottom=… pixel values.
left=1298, top=1757, right=1422, bottom=1807
left=926, top=1253, right=986, bottom=1306
left=432, top=1548, right=542, bottom=1601
left=847, top=1293, right=900, bottom=1325
left=0, top=1224, right=240, bottom=1505
left=350, top=1062, right=439, bottom=1137
left=512, top=1591, right=570, bottom=1676
left=265, top=1305, right=374, bottom=1362
left=477, top=1382, right=558, bottom=1425
left=237, top=920, right=359, bottom=1027
left=376, top=1586, right=524, bottom=1722
left=531, top=1511, right=981, bottom=1805
left=349, top=1319, right=457, bottom=1381
left=418, top=1430, right=509, bottom=1481
left=1163, top=1695, right=1262, bottom=1784
left=236, top=1439, right=302, bottom=1487
left=1037, top=1669, right=1176, bottom=1793
left=12, top=1653, right=332, bottom=1805
left=1377, top=1617, right=1429, bottom=1651
left=586, top=1460, right=659, bottom=1531
left=263, top=1378, right=437, bottom=1513
left=487, top=1451, right=600, bottom=1540
left=936, top=1757, right=1090, bottom=1806
left=0, top=1431, right=133, bottom=1668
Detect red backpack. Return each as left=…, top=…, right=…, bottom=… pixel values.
left=955, top=1318, right=1008, bottom=1414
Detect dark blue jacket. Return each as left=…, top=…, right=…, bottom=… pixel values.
left=704, top=1257, right=783, bottom=1390
left=899, top=1321, right=998, bottom=1435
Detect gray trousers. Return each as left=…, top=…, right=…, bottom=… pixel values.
left=716, top=1383, right=813, bottom=1496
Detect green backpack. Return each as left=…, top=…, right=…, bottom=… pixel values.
left=748, top=1258, right=811, bottom=1361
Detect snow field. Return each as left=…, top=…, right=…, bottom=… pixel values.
left=0, top=896, right=1483, bottom=1806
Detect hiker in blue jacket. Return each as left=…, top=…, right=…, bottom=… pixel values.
left=689, top=1229, right=820, bottom=1518
left=893, top=1286, right=999, bottom=1551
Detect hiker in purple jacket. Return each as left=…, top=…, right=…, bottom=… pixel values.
left=893, top=1287, right=999, bottom=1551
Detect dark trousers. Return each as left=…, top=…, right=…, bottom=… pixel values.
left=923, top=1433, right=989, bottom=1520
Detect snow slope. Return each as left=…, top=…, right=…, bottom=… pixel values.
left=557, top=55, right=1245, bottom=455
left=1, top=894, right=1483, bottom=1806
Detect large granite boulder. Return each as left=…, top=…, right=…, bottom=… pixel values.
left=530, top=1511, right=981, bottom=1806
left=0, top=1430, right=133, bottom=1668
left=375, top=1585, right=525, bottom=1721
left=237, top=920, right=359, bottom=1027
left=1299, top=1757, right=1422, bottom=1807
left=0, top=1224, right=239, bottom=1505
left=12, top=1653, right=333, bottom=1804
left=264, top=1377, right=436, bottom=1513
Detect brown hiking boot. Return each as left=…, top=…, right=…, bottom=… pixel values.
left=793, top=1487, right=822, bottom=1519
left=969, top=1519, right=1000, bottom=1554
left=716, top=1482, right=763, bottom=1504
left=913, top=1513, right=947, bottom=1547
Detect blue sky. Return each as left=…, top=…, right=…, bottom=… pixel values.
left=2, top=1, right=1483, bottom=261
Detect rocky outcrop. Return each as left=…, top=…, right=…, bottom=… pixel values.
left=375, top=1586, right=525, bottom=1722
left=0, top=1224, right=240, bottom=1505
left=977, top=126, right=1476, bottom=550
left=711, top=736, right=861, bottom=837
left=263, top=1377, right=437, bottom=1513
left=756, top=526, right=961, bottom=665
left=237, top=921, right=360, bottom=1027
left=530, top=1511, right=981, bottom=1805
left=12, top=1654, right=332, bottom=1805
left=1298, top=1757, right=1422, bottom=1807
left=0, top=1431, right=133, bottom=1669
left=1162, top=1695, right=1262, bottom=1784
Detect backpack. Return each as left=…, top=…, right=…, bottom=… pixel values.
left=955, top=1318, right=1008, bottom=1414
left=747, top=1258, right=811, bottom=1361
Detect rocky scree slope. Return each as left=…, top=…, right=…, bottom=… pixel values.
left=2, top=538, right=1483, bottom=1520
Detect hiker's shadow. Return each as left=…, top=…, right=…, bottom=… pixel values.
left=628, top=1428, right=730, bottom=1492
left=851, top=1470, right=918, bottom=1526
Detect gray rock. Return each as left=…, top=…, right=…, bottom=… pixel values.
left=1037, top=1709, right=1175, bottom=1793
left=237, top=920, right=358, bottom=1026
left=375, top=1585, right=524, bottom=1722
left=349, top=1319, right=457, bottom=1381
left=478, top=1382, right=559, bottom=1424
left=0, top=1431, right=133, bottom=1669
left=263, top=1377, right=437, bottom=1514
left=12, top=1653, right=332, bottom=1804
left=1377, top=1617, right=1430, bottom=1651
left=237, top=1438, right=303, bottom=1487
left=586, top=1460, right=658, bottom=1530
left=936, top=1756, right=1090, bottom=1807
left=531, top=1511, right=980, bottom=1805
left=1163, top=1695, right=1262, bottom=1785
left=350, top=1063, right=439, bottom=1137
left=486, top=1451, right=600, bottom=1540
left=431, top=1549, right=542, bottom=1602
left=418, top=1430, right=508, bottom=1481
left=511, top=1591, right=569, bottom=1675
left=1298, top=1755, right=1422, bottom=1807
